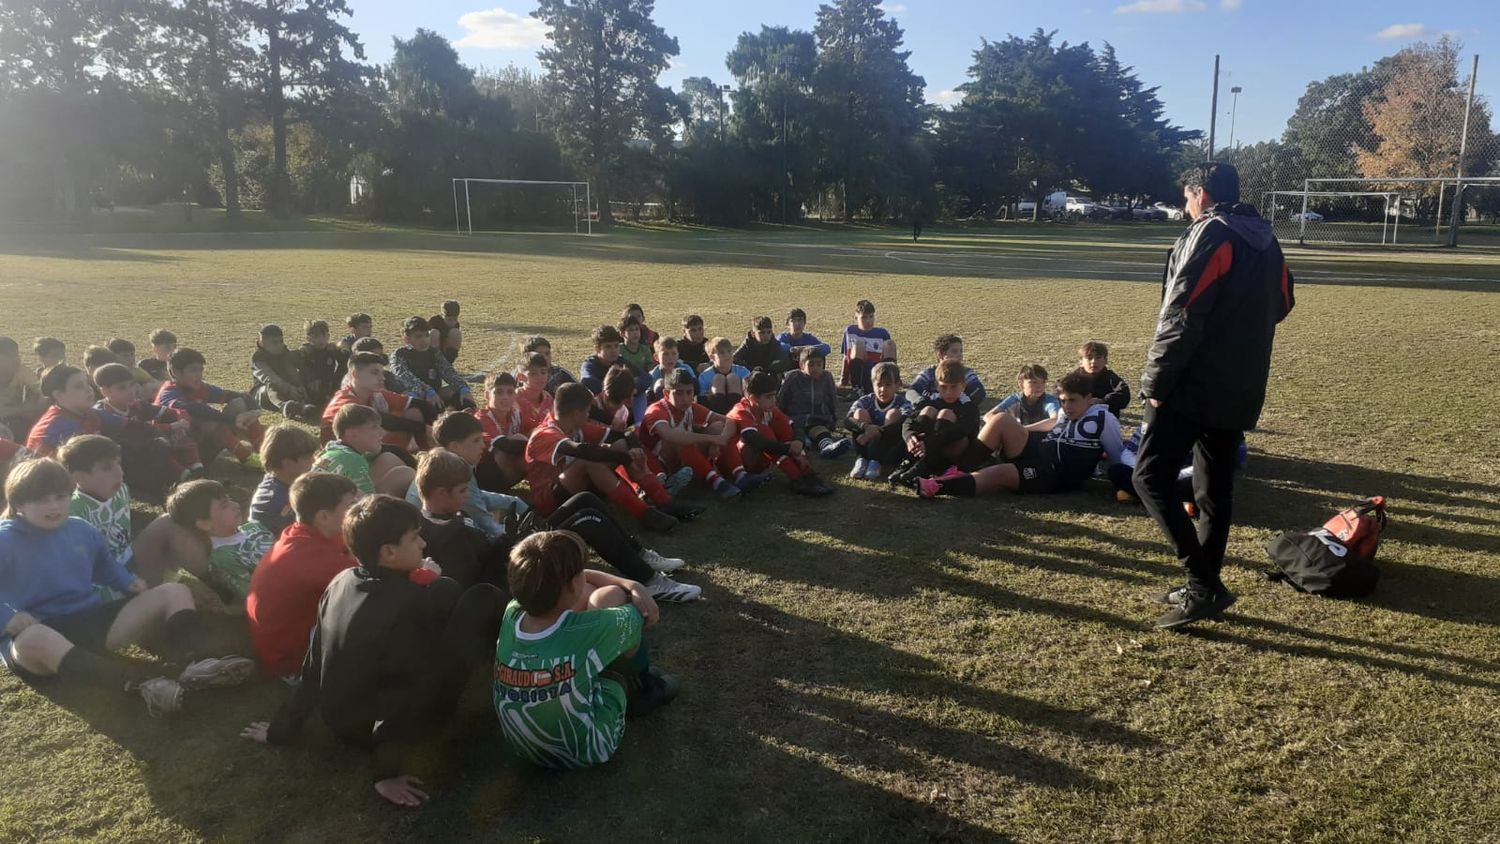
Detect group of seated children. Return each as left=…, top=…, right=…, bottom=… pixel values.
left=0, top=298, right=1157, bottom=809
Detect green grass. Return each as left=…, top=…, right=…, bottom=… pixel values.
left=1, top=222, right=1498, bottom=842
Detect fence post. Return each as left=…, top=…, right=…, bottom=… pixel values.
left=1446, top=54, right=1480, bottom=247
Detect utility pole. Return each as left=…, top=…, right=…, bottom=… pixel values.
left=1207, top=55, right=1220, bottom=161
left=1227, top=85, right=1242, bottom=161
left=1447, top=54, right=1480, bottom=247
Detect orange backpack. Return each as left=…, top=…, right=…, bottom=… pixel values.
left=1321, top=497, right=1388, bottom=560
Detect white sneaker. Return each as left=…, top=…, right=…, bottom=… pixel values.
left=137, top=677, right=183, bottom=717
left=642, top=548, right=686, bottom=573
left=646, top=573, right=702, bottom=602
left=863, top=459, right=883, bottom=480
left=178, top=655, right=256, bottom=690
left=849, top=457, right=869, bottom=479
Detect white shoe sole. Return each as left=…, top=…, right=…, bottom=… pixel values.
left=179, top=656, right=256, bottom=690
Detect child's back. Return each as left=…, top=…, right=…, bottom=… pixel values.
left=314, top=441, right=374, bottom=494
left=493, top=599, right=642, bottom=769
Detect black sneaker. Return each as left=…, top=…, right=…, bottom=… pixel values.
left=886, top=460, right=919, bottom=487
left=639, top=507, right=679, bottom=533
left=1154, top=587, right=1237, bottom=629
left=790, top=474, right=835, bottom=497
left=658, top=499, right=707, bottom=521
left=628, top=667, right=681, bottom=717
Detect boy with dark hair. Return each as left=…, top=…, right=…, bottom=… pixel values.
left=246, top=472, right=359, bottom=679
left=1078, top=341, right=1131, bottom=416
left=994, top=364, right=1061, bottom=426
left=580, top=325, right=650, bottom=404
left=777, top=308, right=831, bottom=359
left=28, top=366, right=103, bottom=458
left=590, top=365, right=639, bottom=434
left=698, top=337, right=750, bottom=415
left=776, top=348, right=852, bottom=458
left=106, top=338, right=137, bottom=369
left=244, top=494, right=507, bottom=807
left=299, top=320, right=344, bottom=408
left=251, top=425, right=320, bottom=537
left=428, top=300, right=462, bottom=364
left=83, top=345, right=118, bottom=381
left=617, top=315, right=654, bottom=375
left=514, top=353, right=557, bottom=431
left=890, top=360, right=984, bottom=488
left=844, top=361, right=911, bottom=480
left=251, top=324, right=317, bottom=422
left=646, top=336, right=696, bottom=404
left=404, top=411, right=527, bottom=541
left=521, top=336, right=575, bottom=393
left=59, top=435, right=133, bottom=595
left=677, top=314, right=709, bottom=370
left=148, top=329, right=177, bottom=364
left=728, top=372, right=835, bottom=497
left=166, top=479, right=274, bottom=603
left=158, top=348, right=265, bottom=465
left=919, top=368, right=1126, bottom=499
left=390, top=316, right=472, bottom=411
left=472, top=371, right=533, bottom=492
left=321, top=351, right=431, bottom=451
left=411, top=449, right=508, bottom=589
left=1, top=459, right=255, bottom=717
left=315, top=404, right=416, bottom=497
left=33, top=337, right=66, bottom=376
left=734, top=316, right=791, bottom=378
left=0, top=336, right=44, bottom=436
left=94, top=362, right=202, bottom=486
left=907, top=334, right=985, bottom=404
left=494, top=530, right=679, bottom=769
left=839, top=300, right=896, bottom=397
left=622, top=303, right=659, bottom=349
left=138, top=358, right=167, bottom=382
left=528, top=383, right=684, bottom=527
left=340, top=313, right=372, bottom=356
left=639, top=371, right=758, bottom=501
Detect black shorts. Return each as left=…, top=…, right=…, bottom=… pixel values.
left=1, top=598, right=130, bottom=672
left=1010, top=436, right=1060, bottom=495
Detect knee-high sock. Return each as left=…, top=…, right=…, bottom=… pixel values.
left=936, top=473, right=977, bottom=497
left=605, top=476, right=650, bottom=518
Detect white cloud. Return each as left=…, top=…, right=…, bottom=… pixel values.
left=885, top=3, right=907, bottom=14
left=1114, top=0, right=1205, bottom=14
left=456, top=7, right=549, bottom=50
left=931, top=89, right=962, bottom=106
left=1220, top=0, right=1242, bottom=10
left=1376, top=22, right=1429, bottom=40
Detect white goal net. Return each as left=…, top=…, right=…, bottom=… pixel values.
left=1264, top=177, right=1500, bottom=247
left=452, top=178, right=593, bottom=235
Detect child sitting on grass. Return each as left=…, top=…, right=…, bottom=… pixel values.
left=844, top=362, right=911, bottom=480
left=339, top=313, right=372, bottom=356
left=493, top=530, right=678, bottom=770
left=404, top=411, right=527, bottom=541
left=676, top=314, right=709, bottom=371
left=639, top=371, right=764, bottom=502
left=993, top=364, right=1061, bottom=426
left=516, top=353, right=557, bottom=423
left=250, top=425, right=320, bottom=538
left=0, top=336, right=45, bottom=436
left=322, top=351, right=431, bottom=451
left=580, top=325, right=638, bottom=396
left=250, top=324, right=318, bottom=422
left=246, top=472, right=359, bottom=679
left=917, top=368, right=1126, bottom=500
left=472, top=371, right=535, bottom=493
left=106, top=338, right=137, bottom=369
left=777, top=348, right=852, bottom=458
left=27, top=365, right=104, bottom=458
left=94, top=362, right=201, bottom=485
left=907, top=334, right=985, bottom=404
left=158, top=348, right=265, bottom=465
left=734, top=316, right=791, bottom=378
left=428, top=300, right=463, bottom=365
left=622, top=303, right=659, bottom=349
left=698, top=337, right=750, bottom=415
left=412, top=449, right=512, bottom=590
left=59, top=435, right=133, bottom=599
left=728, top=372, right=835, bottom=497
left=1078, top=341, right=1131, bottom=416
left=1, top=459, right=254, bottom=718
left=166, top=480, right=275, bottom=604
left=245, top=494, right=506, bottom=807
left=646, top=336, right=696, bottom=404
left=33, top=337, right=66, bottom=377
left=840, top=299, right=897, bottom=397
left=315, top=404, right=417, bottom=498
left=777, top=308, right=831, bottom=360
left=390, top=316, right=473, bottom=411
left=148, top=329, right=177, bottom=364
left=889, top=360, right=984, bottom=488
left=617, top=315, right=655, bottom=375
left=521, top=336, right=575, bottom=394
left=299, top=320, right=344, bottom=408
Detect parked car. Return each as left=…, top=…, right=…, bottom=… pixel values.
left=1152, top=202, right=1184, bottom=221
left=1131, top=206, right=1167, bottom=221
left=1289, top=211, right=1324, bottom=222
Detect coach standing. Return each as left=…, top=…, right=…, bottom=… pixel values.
left=1134, top=163, right=1295, bottom=629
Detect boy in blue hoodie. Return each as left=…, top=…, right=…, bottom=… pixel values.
left=0, top=458, right=254, bottom=717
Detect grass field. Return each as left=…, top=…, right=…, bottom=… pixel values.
left=1, top=219, right=1498, bottom=843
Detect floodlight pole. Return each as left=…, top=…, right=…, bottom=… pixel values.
left=1207, top=55, right=1220, bottom=161
left=1446, top=54, right=1480, bottom=247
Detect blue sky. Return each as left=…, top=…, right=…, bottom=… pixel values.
left=348, top=0, right=1498, bottom=146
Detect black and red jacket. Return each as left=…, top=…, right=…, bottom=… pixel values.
left=1140, top=202, right=1295, bottom=431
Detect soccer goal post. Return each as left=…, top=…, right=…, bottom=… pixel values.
left=1262, top=191, right=1403, bottom=246
left=452, top=178, right=593, bottom=235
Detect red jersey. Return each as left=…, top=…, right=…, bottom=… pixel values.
left=320, top=385, right=412, bottom=445
left=26, top=405, right=102, bottom=457
left=246, top=523, right=357, bottom=677
left=639, top=398, right=713, bottom=453
left=727, top=396, right=795, bottom=444
left=473, top=403, right=539, bottom=445
left=523, top=416, right=609, bottom=513
left=515, top=389, right=554, bottom=426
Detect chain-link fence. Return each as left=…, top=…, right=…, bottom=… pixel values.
left=1232, top=41, right=1500, bottom=248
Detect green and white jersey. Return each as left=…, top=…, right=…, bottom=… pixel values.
left=71, top=484, right=133, bottom=601
left=312, top=440, right=374, bottom=495
left=493, top=600, right=642, bottom=769
left=208, top=522, right=275, bottom=600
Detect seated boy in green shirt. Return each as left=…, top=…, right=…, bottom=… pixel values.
left=59, top=435, right=133, bottom=600
left=160, top=480, right=273, bottom=604
left=313, top=404, right=415, bottom=497
left=493, top=530, right=679, bottom=770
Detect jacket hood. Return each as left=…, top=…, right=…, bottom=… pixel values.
left=1210, top=202, right=1275, bottom=252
